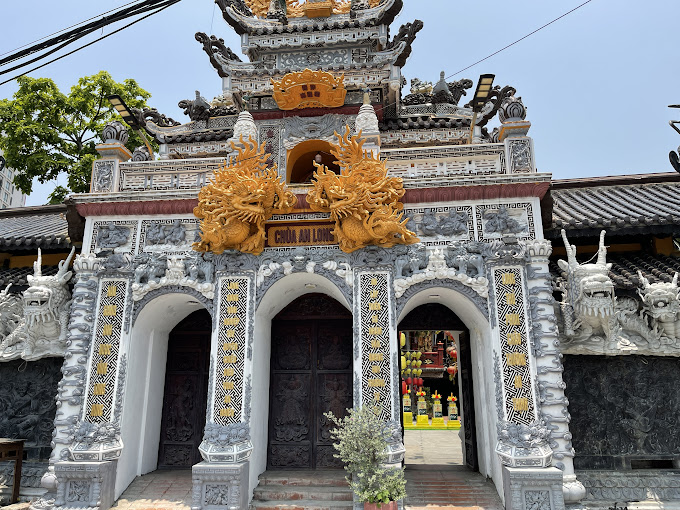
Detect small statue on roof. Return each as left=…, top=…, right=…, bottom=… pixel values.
left=267, top=0, right=288, bottom=23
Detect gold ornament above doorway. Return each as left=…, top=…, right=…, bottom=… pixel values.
left=271, top=69, right=347, bottom=111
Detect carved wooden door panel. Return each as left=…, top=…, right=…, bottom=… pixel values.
left=268, top=317, right=352, bottom=470
left=158, top=313, right=211, bottom=469
left=459, top=332, right=478, bottom=471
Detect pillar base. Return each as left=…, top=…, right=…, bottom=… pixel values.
left=191, top=461, right=249, bottom=510
left=502, top=466, right=565, bottom=510
left=53, top=461, right=117, bottom=510
left=403, top=412, right=414, bottom=428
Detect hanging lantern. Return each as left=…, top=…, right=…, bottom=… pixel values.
left=401, top=355, right=406, bottom=368
left=402, top=380, right=408, bottom=395
left=400, top=332, right=406, bottom=348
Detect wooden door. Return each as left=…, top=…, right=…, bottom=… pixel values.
left=157, top=310, right=211, bottom=469
left=267, top=294, right=352, bottom=470
left=459, top=331, right=478, bottom=471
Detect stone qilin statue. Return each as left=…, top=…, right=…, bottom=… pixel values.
left=194, top=136, right=297, bottom=255
left=307, top=127, right=419, bottom=253
left=0, top=247, right=75, bottom=360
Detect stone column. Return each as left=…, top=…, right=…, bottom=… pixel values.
left=486, top=242, right=565, bottom=510
left=352, top=249, right=404, bottom=466
left=526, top=240, right=585, bottom=503
left=36, top=254, right=121, bottom=510
left=193, top=265, right=254, bottom=510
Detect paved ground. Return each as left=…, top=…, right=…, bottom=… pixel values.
left=404, top=429, right=464, bottom=465
left=110, top=470, right=192, bottom=510
left=109, top=430, right=501, bottom=510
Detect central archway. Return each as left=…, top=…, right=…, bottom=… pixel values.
left=267, top=293, right=352, bottom=469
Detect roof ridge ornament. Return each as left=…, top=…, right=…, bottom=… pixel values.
left=271, top=68, right=347, bottom=110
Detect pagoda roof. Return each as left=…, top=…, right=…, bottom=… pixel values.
left=218, top=0, right=403, bottom=36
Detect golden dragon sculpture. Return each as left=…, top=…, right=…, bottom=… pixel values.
left=194, top=136, right=297, bottom=255
left=307, top=127, right=418, bottom=253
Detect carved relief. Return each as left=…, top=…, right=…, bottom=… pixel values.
left=307, top=128, right=418, bottom=253
left=131, top=252, right=215, bottom=301
left=0, top=358, right=61, bottom=451
left=271, top=69, right=347, bottom=111
left=564, top=355, right=680, bottom=469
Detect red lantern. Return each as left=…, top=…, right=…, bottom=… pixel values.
left=402, top=381, right=408, bottom=395
left=451, top=351, right=458, bottom=359
left=446, top=365, right=455, bottom=375
left=417, top=378, right=423, bottom=387
left=405, top=377, right=412, bottom=386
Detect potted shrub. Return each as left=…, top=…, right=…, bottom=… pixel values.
left=325, top=406, right=407, bottom=509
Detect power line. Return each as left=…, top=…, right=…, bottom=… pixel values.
left=0, top=0, right=181, bottom=76
left=446, top=0, right=594, bottom=79
left=0, top=1, right=140, bottom=58
left=0, top=2, right=180, bottom=87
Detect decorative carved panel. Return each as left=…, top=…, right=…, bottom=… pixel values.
left=0, top=358, right=61, bottom=460
left=564, top=355, right=680, bottom=469
left=157, top=310, right=211, bottom=469
left=268, top=295, right=352, bottom=469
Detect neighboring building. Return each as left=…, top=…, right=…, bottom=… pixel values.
left=0, top=152, right=27, bottom=209
left=0, top=2, right=678, bottom=510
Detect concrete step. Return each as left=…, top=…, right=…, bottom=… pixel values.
left=257, top=470, right=350, bottom=488
left=253, top=485, right=353, bottom=502
left=250, top=500, right=353, bottom=510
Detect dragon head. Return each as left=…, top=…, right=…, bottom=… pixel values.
left=638, top=271, right=680, bottom=322
left=559, top=230, right=615, bottom=330
left=24, top=247, right=75, bottom=328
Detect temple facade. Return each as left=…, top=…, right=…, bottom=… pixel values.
left=0, top=1, right=679, bottom=509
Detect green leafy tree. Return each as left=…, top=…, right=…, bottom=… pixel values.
left=0, top=71, right=152, bottom=203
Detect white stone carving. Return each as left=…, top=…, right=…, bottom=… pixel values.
left=559, top=230, right=680, bottom=356
left=393, top=247, right=489, bottom=299
left=132, top=254, right=215, bottom=301
left=0, top=248, right=75, bottom=361
left=231, top=110, right=258, bottom=145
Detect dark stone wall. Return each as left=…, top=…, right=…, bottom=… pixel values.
left=0, top=358, right=62, bottom=461
left=564, top=355, right=680, bottom=470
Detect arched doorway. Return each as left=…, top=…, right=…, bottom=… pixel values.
left=398, top=303, right=478, bottom=471
left=286, top=139, right=340, bottom=183
left=157, top=309, right=211, bottom=468
left=267, top=293, right=352, bottom=469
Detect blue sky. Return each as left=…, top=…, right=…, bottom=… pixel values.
left=1, top=0, right=678, bottom=205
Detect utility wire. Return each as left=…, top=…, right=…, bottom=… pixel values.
left=0, top=1, right=140, bottom=58
left=0, top=1, right=180, bottom=87
left=0, top=0, right=180, bottom=74
left=446, top=0, right=594, bottom=79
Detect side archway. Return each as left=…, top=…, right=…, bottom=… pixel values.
left=397, top=285, right=502, bottom=495
left=115, top=292, right=212, bottom=498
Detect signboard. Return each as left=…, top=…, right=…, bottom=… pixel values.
left=266, top=221, right=337, bottom=248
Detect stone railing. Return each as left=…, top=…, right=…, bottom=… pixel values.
left=99, top=140, right=532, bottom=194
left=118, top=157, right=225, bottom=191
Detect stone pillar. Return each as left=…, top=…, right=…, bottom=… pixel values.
left=92, top=121, right=132, bottom=193
left=526, top=240, right=585, bottom=503
left=193, top=270, right=254, bottom=510
left=486, top=242, right=564, bottom=510
left=33, top=253, right=122, bottom=510
left=352, top=249, right=404, bottom=466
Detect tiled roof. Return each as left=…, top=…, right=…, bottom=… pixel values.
left=0, top=265, right=60, bottom=289
left=550, top=252, right=680, bottom=291
left=0, top=205, right=70, bottom=251
left=549, top=173, right=680, bottom=237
